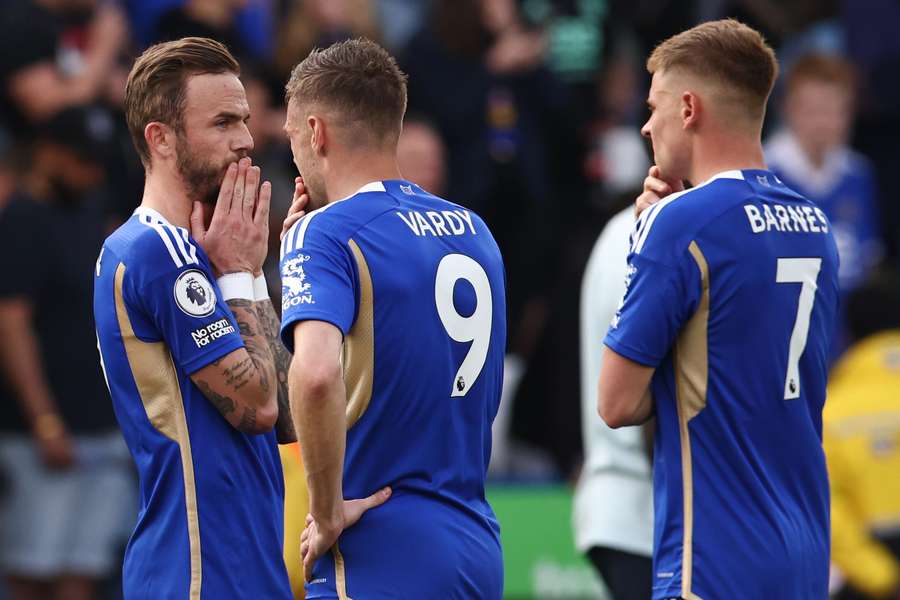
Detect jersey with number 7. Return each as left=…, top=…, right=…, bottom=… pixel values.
left=279, top=180, right=505, bottom=599
left=604, top=169, right=839, bottom=600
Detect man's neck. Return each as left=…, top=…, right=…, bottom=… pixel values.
left=324, top=152, right=402, bottom=204
left=140, top=171, right=192, bottom=228
left=689, top=131, right=767, bottom=186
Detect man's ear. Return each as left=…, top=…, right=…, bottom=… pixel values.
left=681, top=91, right=701, bottom=130
left=308, top=115, right=327, bottom=158
left=145, top=121, right=176, bottom=161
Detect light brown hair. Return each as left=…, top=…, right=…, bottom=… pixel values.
left=647, top=19, right=778, bottom=120
left=285, top=38, right=408, bottom=146
left=785, top=53, right=857, bottom=97
left=124, top=37, right=240, bottom=167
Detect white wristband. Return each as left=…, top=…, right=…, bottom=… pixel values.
left=217, top=272, right=254, bottom=301
left=253, top=274, right=269, bottom=301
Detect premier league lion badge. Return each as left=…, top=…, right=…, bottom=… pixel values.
left=174, top=269, right=216, bottom=317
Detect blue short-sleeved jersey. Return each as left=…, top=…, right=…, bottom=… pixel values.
left=280, top=181, right=506, bottom=599
left=604, top=170, right=839, bottom=600
left=94, top=206, right=291, bottom=600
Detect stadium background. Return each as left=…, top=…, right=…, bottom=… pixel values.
left=0, top=0, right=897, bottom=599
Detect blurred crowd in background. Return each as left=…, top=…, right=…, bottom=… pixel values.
left=0, top=1, right=898, bottom=599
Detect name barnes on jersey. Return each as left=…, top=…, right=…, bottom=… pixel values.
left=744, top=201, right=830, bottom=235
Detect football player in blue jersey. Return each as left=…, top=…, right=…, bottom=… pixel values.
left=279, top=39, right=506, bottom=599
left=95, top=37, right=307, bottom=599
left=598, top=20, right=839, bottom=600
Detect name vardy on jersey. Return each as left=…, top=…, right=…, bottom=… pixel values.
left=396, top=209, right=476, bottom=237
left=744, top=202, right=829, bottom=234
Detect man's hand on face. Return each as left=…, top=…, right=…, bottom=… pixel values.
left=191, top=157, right=271, bottom=276
left=280, top=176, right=310, bottom=241
left=635, top=165, right=685, bottom=218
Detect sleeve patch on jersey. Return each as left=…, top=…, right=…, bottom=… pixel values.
left=173, top=269, right=217, bottom=317
left=281, top=253, right=315, bottom=311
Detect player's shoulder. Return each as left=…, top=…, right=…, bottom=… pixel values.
left=281, top=182, right=401, bottom=255
left=105, top=207, right=201, bottom=283
left=631, top=171, right=751, bottom=260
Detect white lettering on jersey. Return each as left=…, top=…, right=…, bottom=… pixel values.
left=744, top=203, right=829, bottom=235
left=396, top=210, right=477, bottom=237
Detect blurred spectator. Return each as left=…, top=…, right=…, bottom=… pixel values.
left=274, top=0, right=380, bottom=82
left=373, top=0, right=431, bottom=51
left=154, top=0, right=253, bottom=60
left=766, top=53, right=882, bottom=358
left=767, top=54, right=882, bottom=292
left=0, top=108, right=133, bottom=600
left=843, top=0, right=900, bottom=266
left=0, top=0, right=128, bottom=137
left=403, top=0, right=587, bottom=474
left=397, top=114, right=446, bottom=196
left=574, top=206, right=653, bottom=600
left=824, top=274, right=900, bottom=600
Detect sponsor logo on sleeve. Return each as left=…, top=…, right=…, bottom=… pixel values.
left=174, top=269, right=216, bottom=317
left=281, top=253, right=315, bottom=310
left=190, top=317, right=236, bottom=348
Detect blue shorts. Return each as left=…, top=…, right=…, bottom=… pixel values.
left=306, top=493, right=503, bottom=599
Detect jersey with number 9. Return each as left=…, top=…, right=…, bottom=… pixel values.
left=604, top=170, right=839, bottom=600
left=279, top=180, right=506, bottom=599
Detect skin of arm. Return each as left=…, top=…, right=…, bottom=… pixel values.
left=290, top=320, right=346, bottom=533
left=0, top=297, right=74, bottom=466
left=190, top=298, right=278, bottom=435
left=597, top=345, right=656, bottom=428
left=255, top=296, right=296, bottom=443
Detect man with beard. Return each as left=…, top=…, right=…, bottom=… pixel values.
left=93, top=37, right=329, bottom=599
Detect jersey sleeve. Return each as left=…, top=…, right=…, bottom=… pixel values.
left=129, top=255, right=245, bottom=375
left=603, top=213, right=702, bottom=367
left=279, top=216, right=358, bottom=353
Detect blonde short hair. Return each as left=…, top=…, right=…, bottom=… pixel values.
left=647, top=19, right=778, bottom=120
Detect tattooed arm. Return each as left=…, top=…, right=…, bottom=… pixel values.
left=190, top=299, right=278, bottom=434
left=255, top=297, right=297, bottom=443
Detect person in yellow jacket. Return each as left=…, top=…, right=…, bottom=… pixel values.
left=825, top=277, right=900, bottom=600
left=280, top=442, right=309, bottom=600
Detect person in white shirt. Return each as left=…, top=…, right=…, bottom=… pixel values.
left=574, top=207, right=653, bottom=599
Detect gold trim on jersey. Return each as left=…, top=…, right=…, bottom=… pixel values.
left=674, top=241, right=710, bottom=600
left=333, top=542, right=352, bottom=600
left=344, top=239, right=374, bottom=429
left=114, top=262, right=202, bottom=599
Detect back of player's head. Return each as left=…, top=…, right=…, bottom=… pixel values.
left=285, top=38, right=408, bottom=148
left=785, top=53, right=857, bottom=99
left=647, top=19, right=778, bottom=123
left=125, top=37, right=240, bottom=168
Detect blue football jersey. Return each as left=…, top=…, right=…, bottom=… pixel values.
left=94, top=207, right=291, bottom=600
left=604, top=170, right=839, bottom=600
left=280, top=181, right=506, bottom=599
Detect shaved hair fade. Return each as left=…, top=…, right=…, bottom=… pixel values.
left=648, top=19, right=778, bottom=121
left=285, top=38, right=408, bottom=146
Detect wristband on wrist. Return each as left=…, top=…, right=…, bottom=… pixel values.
left=253, top=274, right=269, bottom=301
left=217, top=272, right=254, bottom=301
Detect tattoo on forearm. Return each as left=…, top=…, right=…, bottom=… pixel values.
left=197, top=380, right=235, bottom=416
left=226, top=297, right=276, bottom=404
left=238, top=406, right=257, bottom=432
left=256, top=299, right=296, bottom=443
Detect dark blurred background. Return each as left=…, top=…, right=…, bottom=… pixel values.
left=0, top=1, right=897, bottom=599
